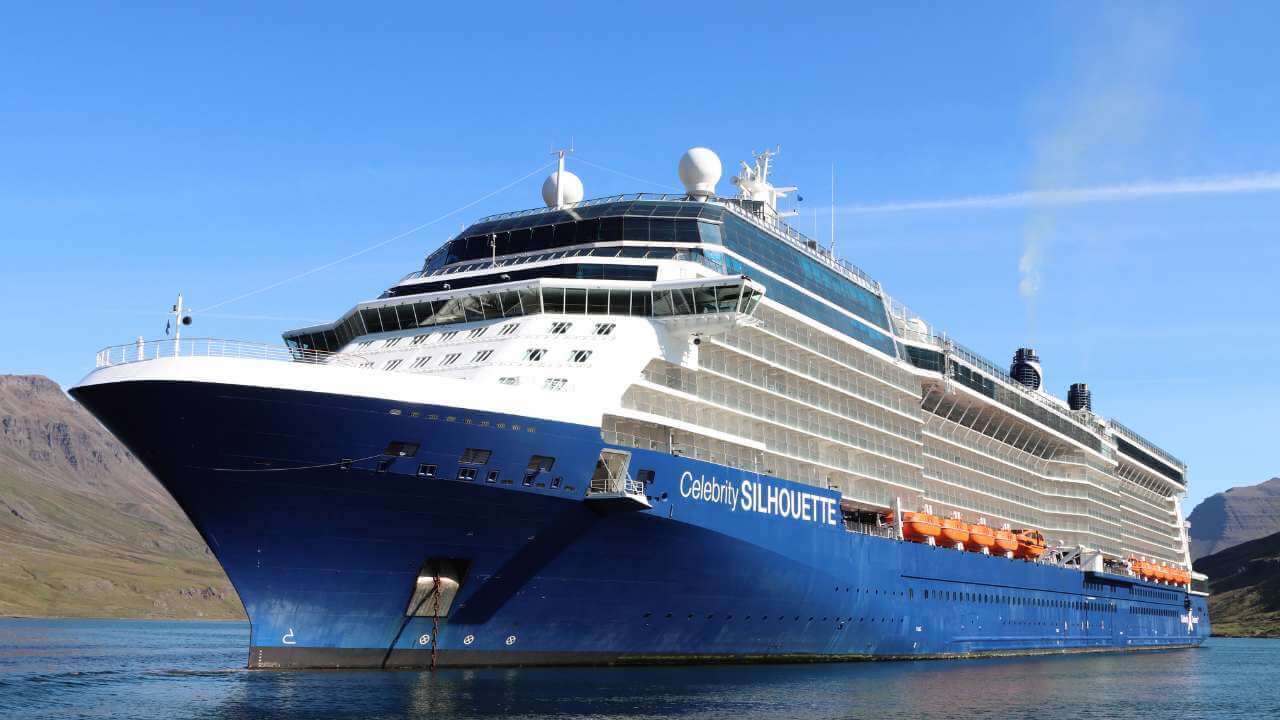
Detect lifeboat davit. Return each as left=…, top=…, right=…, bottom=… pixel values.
left=941, top=517, right=970, bottom=547
left=1013, top=529, right=1046, bottom=560
left=994, top=529, right=1019, bottom=555
left=897, top=511, right=942, bottom=543
left=966, top=523, right=997, bottom=552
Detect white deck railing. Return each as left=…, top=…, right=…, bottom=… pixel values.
left=93, top=338, right=367, bottom=369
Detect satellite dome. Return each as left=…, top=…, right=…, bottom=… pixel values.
left=678, top=147, right=722, bottom=198
left=541, top=169, right=584, bottom=207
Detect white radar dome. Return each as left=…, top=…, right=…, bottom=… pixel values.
left=541, top=170, right=584, bottom=207
left=678, top=147, right=722, bottom=198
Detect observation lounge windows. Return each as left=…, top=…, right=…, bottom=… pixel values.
left=285, top=280, right=763, bottom=353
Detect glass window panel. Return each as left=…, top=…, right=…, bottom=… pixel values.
left=396, top=303, right=417, bottom=328
left=414, top=300, right=438, bottom=327
left=588, top=289, right=609, bottom=314
left=622, top=217, right=649, bottom=241
left=564, top=288, right=587, bottom=314
left=652, top=290, right=674, bottom=316
left=649, top=219, right=675, bottom=242
left=693, top=287, right=717, bottom=314
left=531, top=225, right=554, bottom=250
left=645, top=247, right=676, bottom=259
left=598, top=217, right=623, bottom=242
left=674, top=220, right=701, bottom=243
left=717, top=285, right=740, bottom=313
left=434, top=297, right=466, bottom=325
left=361, top=308, right=383, bottom=334
left=671, top=289, right=694, bottom=315
left=698, top=221, right=723, bottom=245
left=508, top=228, right=532, bottom=255
left=631, top=290, right=652, bottom=316
left=480, top=293, right=502, bottom=320
left=608, top=289, right=631, bottom=315
left=619, top=246, right=647, bottom=258
left=543, top=287, right=565, bottom=314
left=461, top=296, right=483, bottom=322
left=518, top=287, right=541, bottom=314
left=499, top=290, right=522, bottom=317
left=378, top=305, right=400, bottom=332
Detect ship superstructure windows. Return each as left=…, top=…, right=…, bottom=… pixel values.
left=383, top=359, right=403, bottom=371
left=543, top=377, right=568, bottom=390
left=550, top=321, right=572, bottom=335
left=383, top=337, right=403, bottom=348
left=569, top=350, right=592, bottom=363
left=285, top=279, right=762, bottom=353
left=410, top=356, right=432, bottom=369
left=523, top=348, right=547, bottom=362
left=472, top=350, right=493, bottom=363
left=468, top=327, right=488, bottom=339
left=459, top=448, right=492, bottom=465
left=498, top=323, right=520, bottom=336
left=498, top=376, right=520, bottom=386
left=441, top=353, right=461, bottom=366
left=411, top=334, right=431, bottom=345
left=593, top=323, right=616, bottom=336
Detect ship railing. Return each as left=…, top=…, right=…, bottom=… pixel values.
left=844, top=520, right=897, bottom=539
left=589, top=474, right=647, bottom=497
left=94, top=338, right=368, bottom=369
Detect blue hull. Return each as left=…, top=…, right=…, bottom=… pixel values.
left=71, top=380, right=1209, bottom=667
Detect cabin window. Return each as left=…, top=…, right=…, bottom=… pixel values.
left=498, top=323, right=519, bottom=336
left=456, top=467, right=477, bottom=481
left=568, top=350, right=592, bottom=363
left=410, top=334, right=430, bottom=345
left=441, top=353, right=461, bottom=366
left=550, top=321, right=572, bottom=335
left=384, top=442, right=419, bottom=457
left=410, top=356, right=432, bottom=369
left=383, top=337, right=403, bottom=348
left=523, top=348, right=547, bottom=362
left=593, top=322, right=616, bottom=336
left=438, top=331, right=458, bottom=342
left=417, top=463, right=436, bottom=478
left=459, top=448, right=491, bottom=465
left=473, top=350, right=493, bottom=362
left=383, top=359, right=403, bottom=371
left=543, top=377, right=568, bottom=391
left=498, top=376, right=520, bottom=385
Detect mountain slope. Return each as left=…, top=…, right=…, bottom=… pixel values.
left=0, top=374, right=243, bottom=618
left=1188, top=477, right=1280, bottom=560
left=1194, top=528, right=1280, bottom=637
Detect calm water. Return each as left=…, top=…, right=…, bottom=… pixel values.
left=0, top=618, right=1273, bottom=720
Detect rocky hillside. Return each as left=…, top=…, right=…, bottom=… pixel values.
left=0, top=374, right=243, bottom=619
left=1188, top=476, right=1280, bottom=560
left=1194, top=529, right=1280, bottom=637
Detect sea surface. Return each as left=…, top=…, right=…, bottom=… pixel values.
left=0, top=618, right=1273, bottom=720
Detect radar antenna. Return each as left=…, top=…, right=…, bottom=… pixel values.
left=731, top=146, right=798, bottom=217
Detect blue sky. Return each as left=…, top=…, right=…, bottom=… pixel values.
left=2, top=2, right=1276, bottom=507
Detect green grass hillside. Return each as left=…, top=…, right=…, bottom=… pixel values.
left=1194, top=529, right=1280, bottom=637
left=0, top=374, right=243, bottom=619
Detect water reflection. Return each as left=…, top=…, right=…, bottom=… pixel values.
left=2, top=619, right=1276, bottom=720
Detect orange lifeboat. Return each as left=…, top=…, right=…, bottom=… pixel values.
left=1130, top=559, right=1148, bottom=578
left=1156, top=565, right=1173, bottom=583
left=994, top=528, right=1019, bottom=555
left=1013, top=529, right=1046, bottom=560
left=966, top=522, right=997, bottom=552
left=941, top=517, right=970, bottom=547
left=897, top=511, right=942, bottom=544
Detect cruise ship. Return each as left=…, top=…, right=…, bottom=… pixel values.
left=71, top=147, right=1210, bottom=668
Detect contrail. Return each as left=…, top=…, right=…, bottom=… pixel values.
left=837, top=171, right=1280, bottom=215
